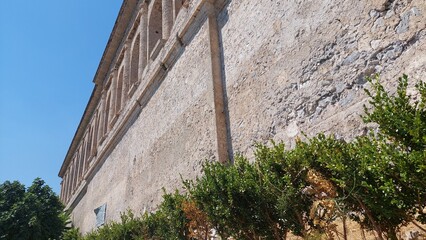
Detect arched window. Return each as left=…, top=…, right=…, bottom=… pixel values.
left=148, top=0, right=162, bottom=58
left=130, top=34, right=140, bottom=91
left=72, top=157, right=78, bottom=191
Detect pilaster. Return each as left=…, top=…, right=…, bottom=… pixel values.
left=162, top=0, right=173, bottom=39
left=206, top=0, right=231, bottom=163
left=139, top=4, right=148, bottom=79
left=123, top=42, right=131, bottom=105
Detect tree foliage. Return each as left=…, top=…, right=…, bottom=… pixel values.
left=0, top=178, right=68, bottom=240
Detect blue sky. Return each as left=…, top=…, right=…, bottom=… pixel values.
left=0, top=1, right=122, bottom=193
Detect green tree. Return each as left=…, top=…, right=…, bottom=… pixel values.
left=0, top=178, right=68, bottom=240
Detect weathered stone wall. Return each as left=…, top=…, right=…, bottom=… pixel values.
left=63, top=0, right=426, bottom=233
left=220, top=0, right=425, bottom=156
left=71, top=17, right=216, bottom=233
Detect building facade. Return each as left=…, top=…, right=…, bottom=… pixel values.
left=59, top=0, right=426, bottom=233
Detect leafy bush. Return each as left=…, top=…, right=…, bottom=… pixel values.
left=81, top=191, right=188, bottom=240
left=364, top=74, right=426, bottom=151
left=62, top=227, right=82, bottom=240
left=141, top=190, right=189, bottom=239
left=302, top=134, right=418, bottom=239
left=364, top=74, right=426, bottom=224
left=301, top=75, right=426, bottom=239
left=83, top=211, right=144, bottom=240
left=186, top=145, right=314, bottom=239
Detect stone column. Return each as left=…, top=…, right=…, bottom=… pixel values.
left=73, top=156, right=79, bottom=191
left=92, top=113, right=99, bottom=155
left=80, top=143, right=86, bottom=180
left=104, top=93, right=111, bottom=134
left=107, top=76, right=117, bottom=127
left=86, top=129, right=92, bottom=164
left=139, top=6, right=148, bottom=77
left=64, top=172, right=69, bottom=202
left=67, top=169, right=72, bottom=200
left=65, top=173, right=70, bottom=202
left=74, top=157, right=79, bottom=192
left=67, top=170, right=72, bottom=201
left=60, top=180, right=64, bottom=202
left=123, top=42, right=131, bottom=105
left=109, top=71, right=117, bottom=118
left=111, top=68, right=122, bottom=113
left=97, top=99, right=105, bottom=143
left=77, top=150, right=81, bottom=182
left=162, top=0, right=173, bottom=39
left=69, top=164, right=75, bottom=195
left=61, top=174, right=66, bottom=202
left=76, top=150, right=81, bottom=183
left=173, top=0, right=183, bottom=20
left=79, top=149, right=84, bottom=181
left=99, top=94, right=107, bottom=138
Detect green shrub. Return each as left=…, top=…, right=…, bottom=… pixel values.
left=62, top=227, right=82, bottom=240
left=81, top=191, right=188, bottom=240
left=298, top=75, right=426, bottom=239
left=364, top=74, right=426, bottom=224
left=302, top=134, right=418, bottom=239
left=364, top=74, right=426, bottom=151
left=186, top=144, right=314, bottom=239
left=83, top=211, right=144, bottom=240
left=141, top=190, right=189, bottom=239
left=255, top=142, right=313, bottom=237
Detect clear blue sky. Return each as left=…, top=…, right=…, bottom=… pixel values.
left=0, top=1, right=123, bottom=194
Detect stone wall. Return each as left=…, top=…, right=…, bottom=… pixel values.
left=220, top=0, right=425, bottom=156
left=60, top=0, right=426, bottom=233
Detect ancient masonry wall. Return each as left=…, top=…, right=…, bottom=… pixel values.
left=221, top=0, right=426, bottom=155
left=59, top=0, right=426, bottom=233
